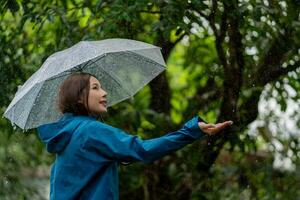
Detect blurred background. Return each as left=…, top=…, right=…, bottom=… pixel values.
left=0, top=0, right=299, bottom=199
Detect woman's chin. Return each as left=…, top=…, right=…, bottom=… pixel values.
left=100, top=107, right=107, bottom=113
left=98, top=109, right=107, bottom=114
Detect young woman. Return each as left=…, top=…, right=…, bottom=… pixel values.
left=37, top=72, right=233, bottom=200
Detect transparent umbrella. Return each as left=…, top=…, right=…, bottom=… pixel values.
left=3, top=38, right=166, bottom=131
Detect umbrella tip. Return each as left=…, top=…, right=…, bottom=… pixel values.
left=10, top=121, right=17, bottom=130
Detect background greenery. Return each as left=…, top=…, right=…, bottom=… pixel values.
left=0, top=0, right=299, bottom=199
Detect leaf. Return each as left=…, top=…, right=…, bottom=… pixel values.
left=7, top=0, right=20, bottom=13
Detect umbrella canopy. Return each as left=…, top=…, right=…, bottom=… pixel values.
left=3, top=38, right=166, bottom=131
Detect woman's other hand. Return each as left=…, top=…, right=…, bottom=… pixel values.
left=198, top=120, right=233, bottom=136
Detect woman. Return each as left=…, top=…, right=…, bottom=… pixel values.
left=37, top=72, right=233, bottom=200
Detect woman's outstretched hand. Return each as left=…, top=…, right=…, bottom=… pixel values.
left=198, top=120, right=233, bottom=136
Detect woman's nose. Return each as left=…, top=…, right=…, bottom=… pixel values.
left=102, top=89, right=108, bottom=97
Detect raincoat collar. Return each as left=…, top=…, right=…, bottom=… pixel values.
left=61, top=112, right=99, bottom=121
left=60, top=112, right=74, bottom=121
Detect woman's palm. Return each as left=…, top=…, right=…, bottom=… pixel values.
left=198, top=121, right=233, bottom=135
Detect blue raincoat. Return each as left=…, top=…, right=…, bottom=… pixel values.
left=37, top=112, right=207, bottom=200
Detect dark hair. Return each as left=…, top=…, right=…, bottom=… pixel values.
left=57, top=72, right=92, bottom=116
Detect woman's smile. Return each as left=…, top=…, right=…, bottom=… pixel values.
left=100, top=101, right=107, bottom=107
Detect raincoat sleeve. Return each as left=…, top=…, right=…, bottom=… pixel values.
left=81, top=115, right=207, bottom=164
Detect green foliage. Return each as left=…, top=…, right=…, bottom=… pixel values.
left=0, top=119, right=52, bottom=199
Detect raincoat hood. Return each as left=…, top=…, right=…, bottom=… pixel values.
left=37, top=112, right=88, bottom=153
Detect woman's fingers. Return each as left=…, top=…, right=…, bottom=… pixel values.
left=198, top=120, right=233, bottom=135
left=215, top=121, right=233, bottom=130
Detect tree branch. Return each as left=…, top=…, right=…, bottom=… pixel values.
left=210, top=1, right=228, bottom=69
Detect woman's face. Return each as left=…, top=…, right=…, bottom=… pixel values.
left=86, top=76, right=108, bottom=115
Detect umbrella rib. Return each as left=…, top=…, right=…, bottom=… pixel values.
left=95, top=66, right=133, bottom=98
left=35, top=54, right=108, bottom=84
left=82, top=54, right=133, bottom=97
left=80, top=54, right=106, bottom=71
left=23, top=82, right=44, bottom=130
left=78, top=54, right=127, bottom=88
left=126, top=50, right=166, bottom=68
left=73, top=54, right=106, bottom=72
